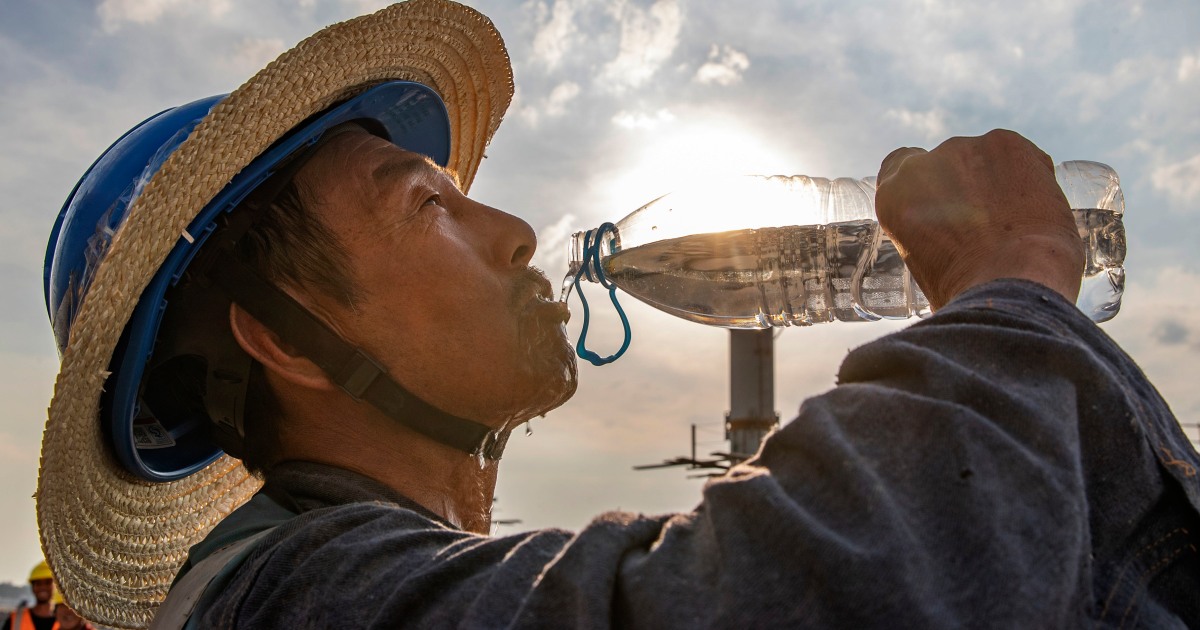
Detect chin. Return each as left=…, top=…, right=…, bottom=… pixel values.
left=499, top=325, right=578, bottom=424
left=533, top=351, right=578, bottom=416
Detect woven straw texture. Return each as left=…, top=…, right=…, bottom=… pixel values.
left=36, top=2, right=512, bottom=627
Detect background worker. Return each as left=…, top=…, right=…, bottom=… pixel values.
left=3, top=560, right=55, bottom=630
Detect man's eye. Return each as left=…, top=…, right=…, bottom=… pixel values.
left=422, top=194, right=443, bottom=207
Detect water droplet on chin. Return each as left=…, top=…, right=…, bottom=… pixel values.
left=525, top=421, right=533, bottom=437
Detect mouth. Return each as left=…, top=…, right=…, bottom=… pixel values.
left=516, top=268, right=571, bottom=323
left=531, top=272, right=554, bottom=302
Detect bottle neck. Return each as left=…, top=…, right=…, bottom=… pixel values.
left=567, top=225, right=621, bottom=280
left=560, top=224, right=622, bottom=303
left=567, top=229, right=589, bottom=280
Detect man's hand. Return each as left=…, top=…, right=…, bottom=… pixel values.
left=874, top=129, right=1085, bottom=311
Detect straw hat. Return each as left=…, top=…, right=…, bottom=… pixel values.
left=36, top=2, right=512, bottom=627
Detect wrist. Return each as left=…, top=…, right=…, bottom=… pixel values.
left=954, top=233, right=1084, bottom=307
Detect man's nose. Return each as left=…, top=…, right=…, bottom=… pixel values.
left=479, top=202, right=537, bottom=268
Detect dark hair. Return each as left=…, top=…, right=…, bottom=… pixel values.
left=232, top=177, right=363, bottom=475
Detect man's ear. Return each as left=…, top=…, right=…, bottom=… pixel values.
left=229, top=302, right=336, bottom=391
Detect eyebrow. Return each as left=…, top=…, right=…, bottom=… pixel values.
left=371, top=154, right=458, bottom=189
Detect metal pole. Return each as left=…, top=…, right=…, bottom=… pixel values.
left=726, top=329, right=779, bottom=460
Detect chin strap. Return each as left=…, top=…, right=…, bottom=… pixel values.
left=204, top=254, right=508, bottom=460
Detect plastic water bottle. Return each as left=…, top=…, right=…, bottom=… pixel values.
left=563, top=161, right=1125, bottom=328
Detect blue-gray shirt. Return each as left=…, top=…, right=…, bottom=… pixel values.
left=179, top=280, right=1200, bottom=628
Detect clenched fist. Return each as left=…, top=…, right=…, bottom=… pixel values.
left=874, top=129, right=1085, bottom=311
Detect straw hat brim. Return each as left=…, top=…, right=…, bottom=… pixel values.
left=36, top=2, right=513, bottom=627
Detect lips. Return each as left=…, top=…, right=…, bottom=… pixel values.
left=527, top=288, right=571, bottom=324
left=514, top=269, right=570, bottom=324
left=530, top=273, right=554, bottom=302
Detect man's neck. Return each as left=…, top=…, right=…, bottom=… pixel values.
left=30, top=602, right=52, bottom=617
left=276, top=401, right=503, bottom=534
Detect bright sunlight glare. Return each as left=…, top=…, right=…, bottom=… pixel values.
left=587, top=115, right=808, bottom=230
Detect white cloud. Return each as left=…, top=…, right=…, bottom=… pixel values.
left=1151, top=153, right=1200, bottom=208
left=98, top=0, right=173, bottom=30
left=597, top=0, right=683, bottom=93
left=545, top=81, right=582, bottom=117
left=0, top=432, right=36, bottom=468
left=1180, top=51, right=1200, bottom=82
left=532, top=213, right=578, bottom=285
left=844, top=1, right=1083, bottom=108
left=611, top=108, right=675, bottom=130
left=1061, top=56, right=1153, bottom=123
left=884, top=107, right=948, bottom=140
left=229, top=37, right=287, bottom=73
left=694, top=44, right=750, bottom=86
left=940, top=52, right=1005, bottom=101
left=98, top=0, right=231, bottom=32
left=512, top=87, right=539, bottom=126
left=514, top=82, right=582, bottom=126
left=530, top=0, right=579, bottom=70
left=340, top=0, right=391, bottom=12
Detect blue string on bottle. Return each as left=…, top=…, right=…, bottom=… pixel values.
left=570, top=222, right=631, bottom=366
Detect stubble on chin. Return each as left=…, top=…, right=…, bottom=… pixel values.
left=503, top=267, right=577, bottom=420
left=508, top=313, right=577, bottom=422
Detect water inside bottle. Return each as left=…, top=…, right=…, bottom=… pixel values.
left=580, top=208, right=1123, bottom=328
left=1075, top=208, right=1126, bottom=321
left=596, top=220, right=909, bottom=327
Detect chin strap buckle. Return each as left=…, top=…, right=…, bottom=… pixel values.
left=335, top=351, right=386, bottom=402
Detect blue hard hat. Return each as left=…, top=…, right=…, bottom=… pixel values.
left=44, top=81, right=451, bottom=482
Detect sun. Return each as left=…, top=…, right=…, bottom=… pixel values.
left=622, top=116, right=802, bottom=195
left=574, top=114, right=816, bottom=241
left=586, top=114, right=809, bottom=229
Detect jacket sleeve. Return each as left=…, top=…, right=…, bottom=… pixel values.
left=599, top=279, right=1110, bottom=628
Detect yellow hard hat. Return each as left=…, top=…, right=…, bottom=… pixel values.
left=29, top=559, right=53, bottom=582
left=52, top=590, right=65, bottom=606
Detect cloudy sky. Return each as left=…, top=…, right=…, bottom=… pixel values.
left=1, top=0, right=1198, bottom=584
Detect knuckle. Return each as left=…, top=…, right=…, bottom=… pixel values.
left=984, top=128, right=1019, bottom=141
left=983, top=128, right=1033, bottom=152
left=933, top=134, right=971, bottom=153
left=878, top=146, right=924, bottom=181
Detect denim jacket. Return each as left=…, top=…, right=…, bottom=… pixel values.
left=176, top=280, right=1200, bottom=629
